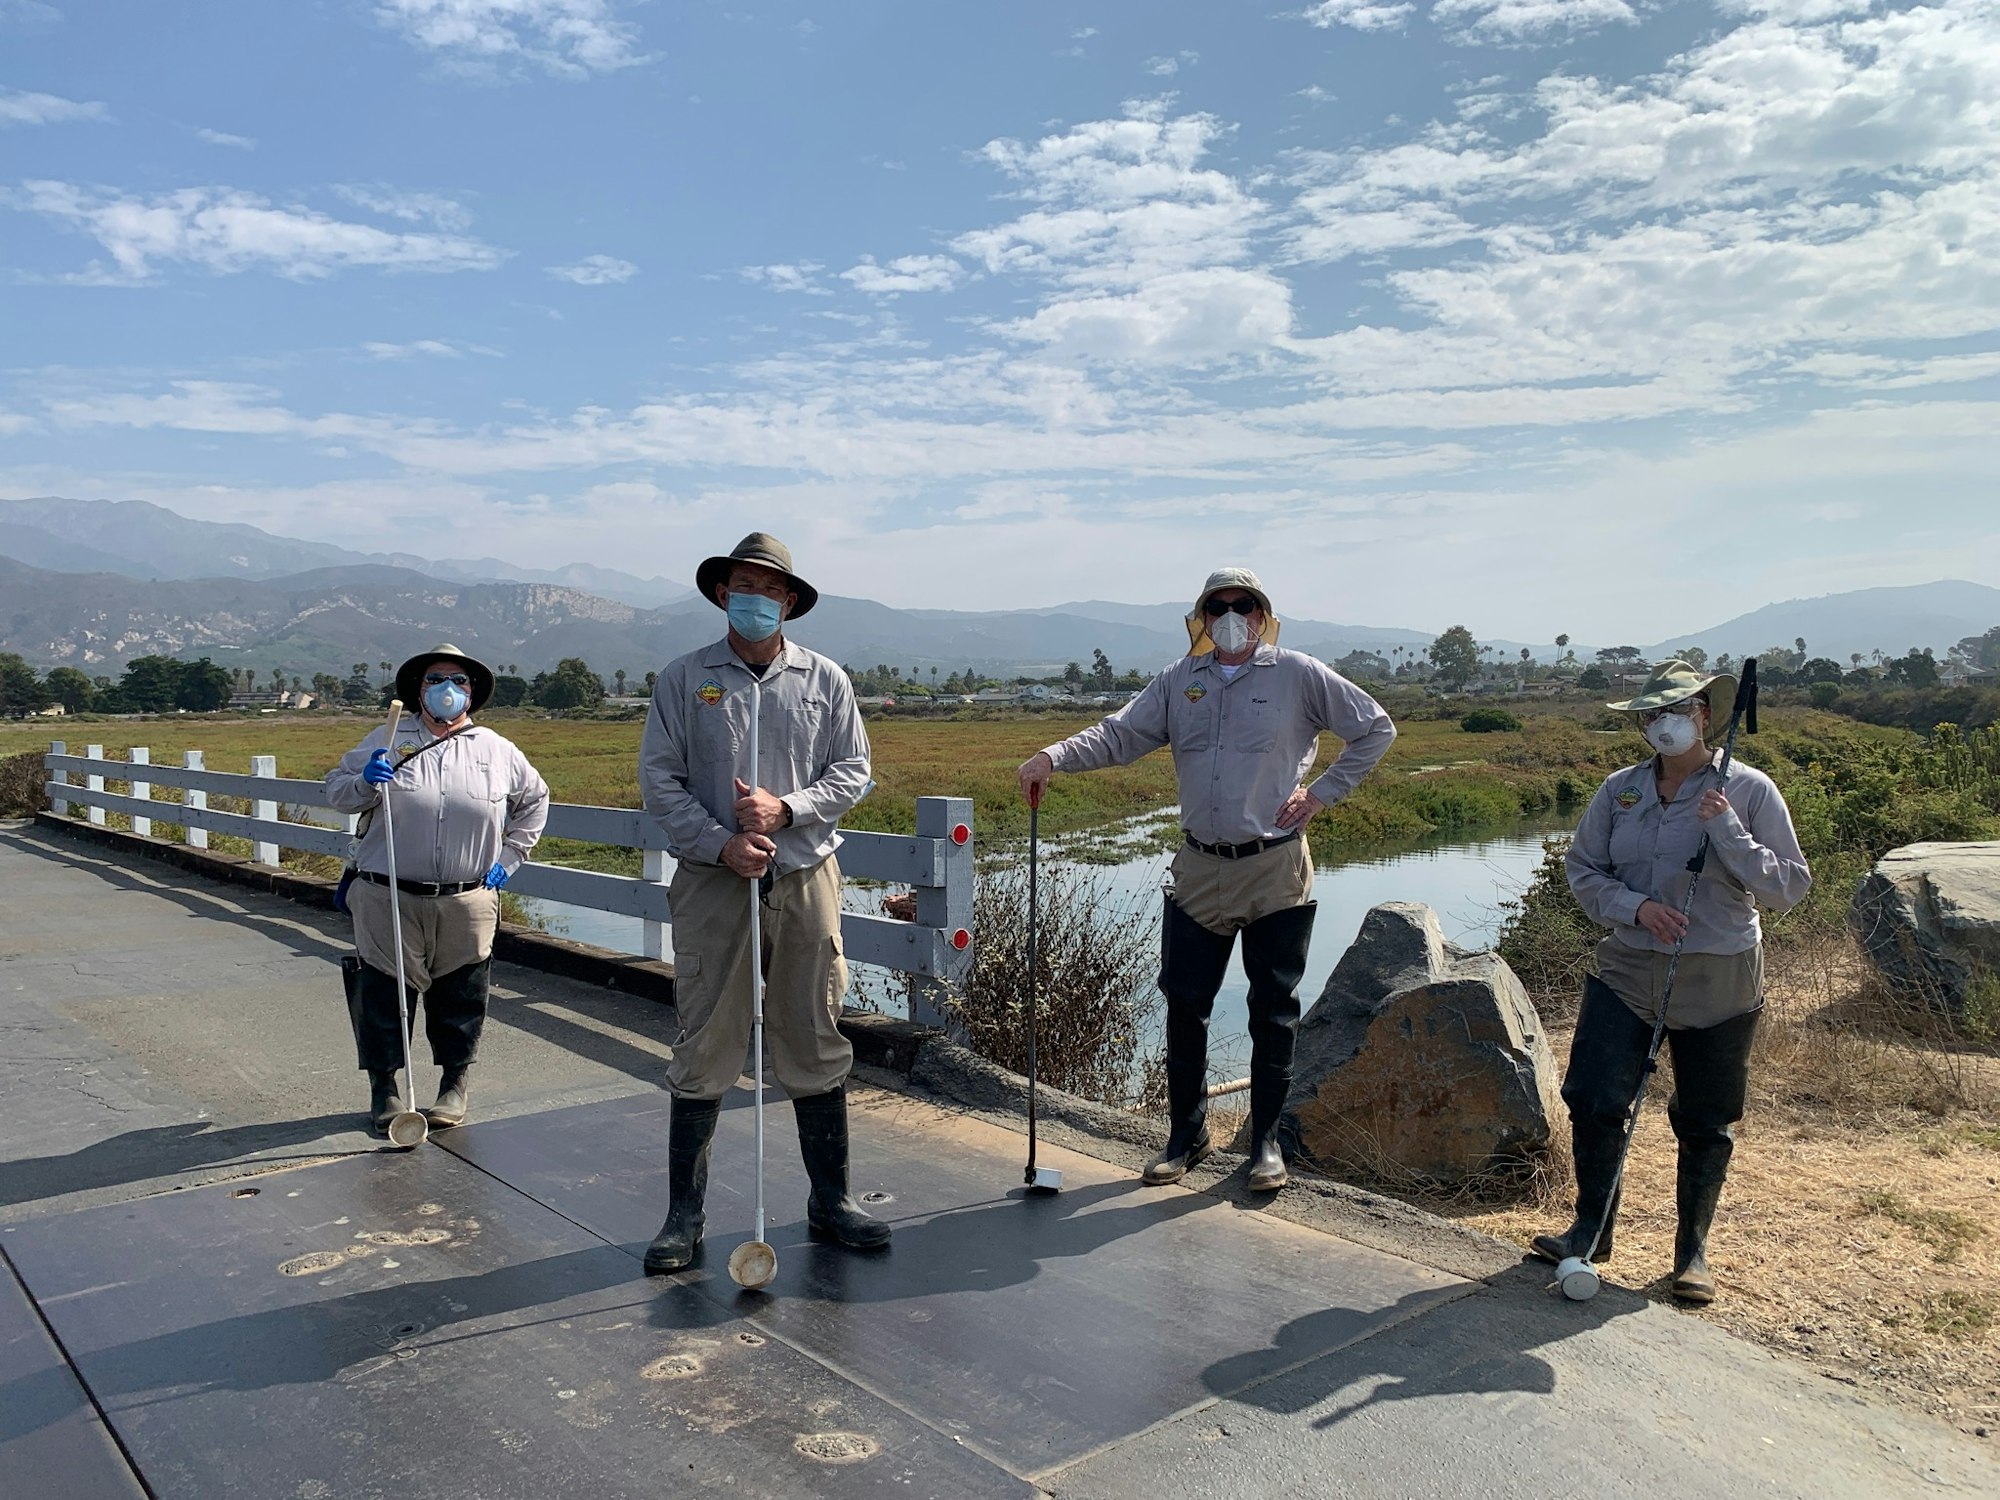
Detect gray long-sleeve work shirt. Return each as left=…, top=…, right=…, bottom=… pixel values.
left=1566, top=750, right=1811, bottom=1026
left=324, top=718, right=549, bottom=884
left=639, top=636, right=872, bottom=872
left=1042, top=645, right=1397, bottom=845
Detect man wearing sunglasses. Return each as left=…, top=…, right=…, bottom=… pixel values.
left=1018, top=569, right=1396, bottom=1192
left=325, top=643, right=549, bottom=1134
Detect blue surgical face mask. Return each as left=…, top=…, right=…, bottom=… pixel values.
left=423, top=680, right=470, bottom=721
left=727, top=592, right=784, bottom=642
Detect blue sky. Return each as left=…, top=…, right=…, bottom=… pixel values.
left=3, top=0, right=1996, bottom=640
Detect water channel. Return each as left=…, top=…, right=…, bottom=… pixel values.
left=514, top=808, right=1579, bottom=1080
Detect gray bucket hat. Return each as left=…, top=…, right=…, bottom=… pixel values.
left=394, top=643, right=495, bottom=714
left=1607, top=659, right=1738, bottom=724
left=695, top=531, right=818, bottom=618
left=1184, top=566, right=1281, bottom=654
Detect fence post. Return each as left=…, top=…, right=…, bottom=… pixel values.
left=85, top=744, right=105, bottom=826
left=130, top=747, right=152, bottom=837
left=642, top=846, right=671, bottom=961
left=185, top=750, right=208, bottom=849
left=49, top=740, right=67, bottom=815
left=250, top=754, right=280, bottom=866
left=912, top=795, right=975, bottom=1027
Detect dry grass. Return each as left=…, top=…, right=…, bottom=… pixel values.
left=1391, top=934, right=2000, bottom=1435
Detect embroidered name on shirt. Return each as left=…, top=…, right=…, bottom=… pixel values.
left=1616, top=787, right=1643, bottom=810
left=695, top=679, right=725, bottom=707
left=1184, top=681, right=1207, bottom=703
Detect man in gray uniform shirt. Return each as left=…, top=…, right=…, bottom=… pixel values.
left=1020, top=569, right=1396, bottom=1192
left=637, top=532, right=889, bottom=1274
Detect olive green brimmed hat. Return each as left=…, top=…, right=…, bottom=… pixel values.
left=1183, top=566, right=1282, bottom=655
left=695, top=531, right=818, bottom=619
left=1606, top=658, right=1737, bottom=724
left=394, top=643, right=495, bottom=714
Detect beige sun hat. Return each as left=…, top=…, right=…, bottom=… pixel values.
left=1184, top=566, right=1282, bottom=655
left=394, top=643, right=495, bottom=714
left=694, top=532, right=818, bottom=618
left=1607, top=659, right=1738, bottom=724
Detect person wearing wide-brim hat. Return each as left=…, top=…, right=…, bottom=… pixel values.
left=637, top=533, right=890, bottom=1274
left=1533, top=658, right=1810, bottom=1303
left=1017, top=567, right=1398, bottom=1194
left=324, top=643, right=549, bottom=1134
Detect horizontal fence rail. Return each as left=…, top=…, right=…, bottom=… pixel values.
left=45, top=743, right=975, bottom=995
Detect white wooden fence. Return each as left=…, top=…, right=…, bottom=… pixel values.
left=43, top=742, right=975, bottom=989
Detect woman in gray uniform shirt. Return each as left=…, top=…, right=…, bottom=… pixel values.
left=1532, top=660, right=1810, bottom=1304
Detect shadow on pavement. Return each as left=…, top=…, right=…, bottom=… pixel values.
left=0, top=1115, right=371, bottom=1210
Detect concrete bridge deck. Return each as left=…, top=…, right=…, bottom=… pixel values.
left=0, top=819, right=1989, bottom=1499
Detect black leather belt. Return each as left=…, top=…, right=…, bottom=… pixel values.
left=357, top=870, right=484, bottom=897
left=1184, top=829, right=1301, bottom=860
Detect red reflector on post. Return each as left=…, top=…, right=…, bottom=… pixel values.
left=951, top=823, right=970, bottom=845
left=951, top=929, right=971, bottom=950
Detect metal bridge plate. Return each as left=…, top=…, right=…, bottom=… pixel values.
left=2, top=1147, right=1028, bottom=1498
left=0, top=1247, right=145, bottom=1499
left=439, top=1087, right=1469, bottom=1480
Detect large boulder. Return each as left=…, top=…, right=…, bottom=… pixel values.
left=1284, top=901, right=1562, bottom=1188
left=1849, top=841, right=2000, bottom=1018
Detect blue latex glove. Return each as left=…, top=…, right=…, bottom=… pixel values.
left=483, top=861, right=510, bottom=890
left=362, top=748, right=396, bottom=785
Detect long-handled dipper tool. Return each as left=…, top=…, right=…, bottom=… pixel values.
left=1558, top=658, right=1759, bottom=1301
left=374, top=700, right=431, bottom=1151
left=727, top=681, right=780, bottom=1291
left=1023, top=783, right=1062, bottom=1194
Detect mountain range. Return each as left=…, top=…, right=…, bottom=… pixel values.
left=0, top=497, right=1994, bottom=680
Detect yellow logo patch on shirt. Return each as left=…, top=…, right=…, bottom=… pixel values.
left=396, top=742, right=418, bottom=757
left=1616, top=787, right=1643, bottom=810
left=1184, top=681, right=1207, bottom=703
left=695, top=679, right=725, bottom=707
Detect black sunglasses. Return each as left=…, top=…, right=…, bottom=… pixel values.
left=423, top=673, right=471, bottom=687
left=1203, top=596, right=1258, bottom=618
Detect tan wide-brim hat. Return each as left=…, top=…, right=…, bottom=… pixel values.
left=1183, top=566, right=1282, bottom=655
left=395, top=643, right=496, bottom=714
left=1607, top=659, right=1737, bottom=725
left=694, top=531, right=818, bottom=618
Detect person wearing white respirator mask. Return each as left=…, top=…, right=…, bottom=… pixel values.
left=1019, top=568, right=1397, bottom=1193
left=1536, top=659, right=1811, bottom=1303
left=325, top=644, right=550, bottom=1134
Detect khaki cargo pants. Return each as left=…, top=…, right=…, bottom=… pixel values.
left=348, top=880, right=500, bottom=988
left=1169, top=834, right=1313, bottom=934
left=666, top=853, right=852, bottom=1100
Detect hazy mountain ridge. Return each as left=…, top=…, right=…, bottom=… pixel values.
left=0, top=497, right=693, bottom=609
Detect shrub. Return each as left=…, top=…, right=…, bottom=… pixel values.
left=1494, top=835, right=1597, bottom=1018
left=0, top=749, right=47, bottom=818
left=1460, top=708, right=1522, bottom=734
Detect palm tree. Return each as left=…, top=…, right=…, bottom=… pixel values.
left=378, top=661, right=392, bottom=686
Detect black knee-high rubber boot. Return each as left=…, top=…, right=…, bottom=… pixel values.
left=1672, top=1165, right=1725, bottom=1303
left=1530, top=1116, right=1626, bottom=1264
left=422, top=958, right=490, bottom=1126
left=644, top=1095, right=722, bottom=1274
left=1532, top=977, right=1651, bottom=1264
left=1147, top=895, right=1235, bottom=1185
left=350, top=960, right=412, bottom=1133
left=1665, top=1005, right=1758, bottom=1303
left=794, top=1087, right=892, bottom=1250
left=1239, top=901, right=1316, bottom=1191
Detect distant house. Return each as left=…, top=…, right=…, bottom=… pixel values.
left=1938, top=661, right=1996, bottom=686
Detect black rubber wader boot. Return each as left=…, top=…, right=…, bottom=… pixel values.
left=794, top=1087, right=893, bottom=1250
left=1532, top=977, right=1651, bottom=1265
left=644, top=1095, right=722, bottom=1274
left=422, top=958, right=490, bottom=1127
left=1666, top=1005, right=1759, bottom=1304
left=1239, top=900, right=1316, bottom=1192
left=1145, top=895, right=1236, bottom=1185
left=350, top=959, right=413, bottom=1134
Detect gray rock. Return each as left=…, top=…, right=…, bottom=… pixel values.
left=1285, top=901, right=1562, bottom=1189
left=1848, top=841, right=2000, bottom=1018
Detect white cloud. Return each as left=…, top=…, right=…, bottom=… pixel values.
left=1431, top=0, right=1636, bottom=41
left=1286, top=199, right=1478, bottom=260
left=334, top=184, right=470, bottom=230
left=194, top=127, right=255, bottom=149
left=1301, top=0, right=1415, bottom=32
left=373, top=0, right=646, bottom=78
left=0, top=86, right=107, bottom=125
left=364, top=339, right=499, bottom=359
left=1144, top=51, right=1198, bottom=77
left=840, top=254, right=964, bottom=296
left=547, top=253, right=637, bottom=284
left=13, top=181, right=506, bottom=281
left=1002, top=267, right=1294, bottom=363
left=0, top=410, right=37, bottom=434
left=740, top=261, right=829, bottom=294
